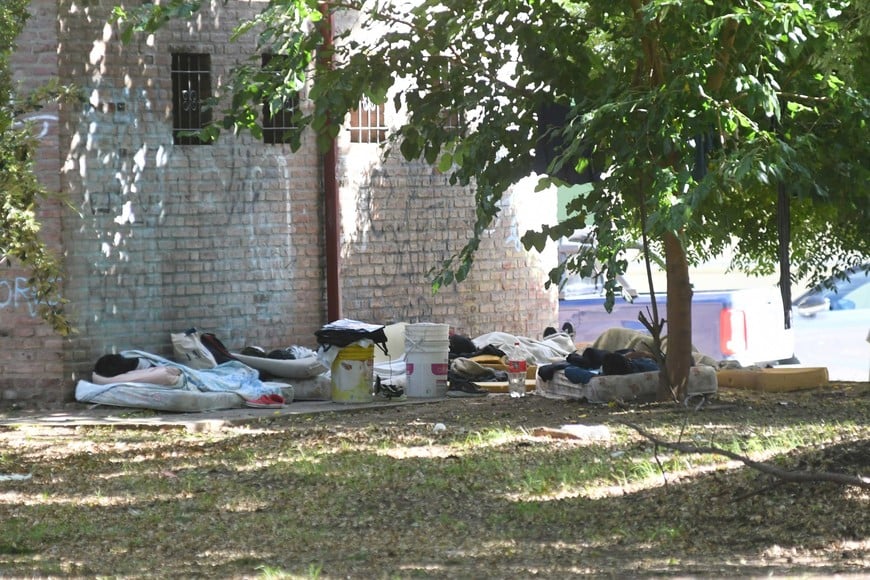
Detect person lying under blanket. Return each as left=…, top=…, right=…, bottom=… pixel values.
left=89, top=351, right=287, bottom=408
left=537, top=327, right=719, bottom=385
left=538, top=346, right=660, bottom=385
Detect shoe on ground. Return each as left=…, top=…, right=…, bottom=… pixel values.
left=374, top=390, right=407, bottom=402
left=374, top=377, right=407, bottom=401
left=245, top=394, right=285, bottom=408
left=446, top=379, right=488, bottom=398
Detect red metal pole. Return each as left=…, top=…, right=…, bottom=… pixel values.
left=319, top=2, right=342, bottom=322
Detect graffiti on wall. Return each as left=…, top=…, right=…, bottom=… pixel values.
left=13, top=113, right=59, bottom=139
left=0, top=276, right=39, bottom=318
left=3, top=114, right=61, bottom=320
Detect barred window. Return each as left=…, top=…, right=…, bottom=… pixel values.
left=348, top=96, right=387, bottom=144
left=171, top=53, right=212, bottom=145
left=262, top=54, right=299, bottom=145
left=434, top=59, right=465, bottom=134
left=440, top=102, right=465, bottom=134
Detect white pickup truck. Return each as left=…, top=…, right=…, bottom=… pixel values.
left=557, top=242, right=794, bottom=366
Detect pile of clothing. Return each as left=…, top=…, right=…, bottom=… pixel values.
left=444, top=330, right=580, bottom=397
left=538, top=346, right=659, bottom=385
left=534, top=328, right=720, bottom=403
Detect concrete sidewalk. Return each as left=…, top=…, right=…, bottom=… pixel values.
left=0, top=398, right=446, bottom=432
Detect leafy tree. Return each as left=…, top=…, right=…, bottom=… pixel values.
left=116, top=0, right=869, bottom=399
left=0, top=0, right=71, bottom=335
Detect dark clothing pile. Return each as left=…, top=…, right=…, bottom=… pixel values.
left=538, top=347, right=659, bottom=385
left=448, top=334, right=506, bottom=360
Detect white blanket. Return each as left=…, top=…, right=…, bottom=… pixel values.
left=472, top=332, right=578, bottom=365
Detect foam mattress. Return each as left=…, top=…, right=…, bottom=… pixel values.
left=75, top=380, right=245, bottom=412
left=232, top=353, right=327, bottom=379
left=535, top=365, right=718, bottom=404
left=716, top=366, right=829, bottom=392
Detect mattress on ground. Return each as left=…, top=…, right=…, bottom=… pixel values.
left=75, top=380, right=245, bottom=412
left=535, top=365, right=718, bottom=403
left=716, top=366, right=829, bottom=392
left=232, top=353, right=328, bottom=379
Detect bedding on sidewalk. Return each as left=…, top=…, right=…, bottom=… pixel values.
left=76, top=350, right=289, bottom=411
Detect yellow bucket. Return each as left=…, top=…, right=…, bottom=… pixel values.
left=330, top=343, right=374, bottom=403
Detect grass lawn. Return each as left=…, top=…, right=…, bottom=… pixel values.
left=1, top=382, right=868, bottom=578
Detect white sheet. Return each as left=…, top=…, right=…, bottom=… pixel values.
left=472, top=331, right=578, bottom=365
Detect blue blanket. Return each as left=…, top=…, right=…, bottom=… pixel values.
left=122, top=350, right=280, bottom=401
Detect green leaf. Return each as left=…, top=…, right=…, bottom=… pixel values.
left=437, top=152, right=453, bottom=172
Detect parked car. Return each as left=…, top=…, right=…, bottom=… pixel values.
left=790, top=263, right=870, bottom=381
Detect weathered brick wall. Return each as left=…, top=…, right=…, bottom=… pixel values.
left=52, top=0, right=327, bottom=388
left=2, top=0, right=66, bottom=405
left=1, top=1, right=558, bottom=406
left=336, top=150, right=558, bottom=339
left=331, top=9, right=559, bottom=340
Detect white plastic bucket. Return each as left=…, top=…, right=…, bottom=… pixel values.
left=405, top=323, right=450, bottom=398
left=330, top=343, right=374, bottom=403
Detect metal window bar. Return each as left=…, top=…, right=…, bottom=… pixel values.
left=348, top=96, right=387, bottom=143
left=436, top=59, right=464, bottom=134
left=441, top=107, right=465, bottom=133
left=262, top=54, right=298, bottom=144
left=171, top=53, right=212, bottom=145
left=263, top=95, right=298, bottom=144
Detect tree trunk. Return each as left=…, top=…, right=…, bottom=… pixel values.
left=627, top=1, right=741, bottom=400
left=660, top=231, right=694, bottom=401
left=627, top=1, right=694, bottom=401
left=657, top=16, right=739, bottom=398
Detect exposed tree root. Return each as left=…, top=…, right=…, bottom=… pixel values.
left=620, top=421, right=870, bottom=489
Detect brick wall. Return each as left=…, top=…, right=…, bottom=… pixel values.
left=52, top=0, right=327, bottom=383
left=2, top=0, right=66, bottom=405
left=0, top=0, right=558, bottom=407
left=335, top=150, right=559, bottom=338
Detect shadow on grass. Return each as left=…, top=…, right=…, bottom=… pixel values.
left=1, top=389, right=867, bottom=577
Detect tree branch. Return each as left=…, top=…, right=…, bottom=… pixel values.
left=707, top=16, right=739, bottom=94
left=619, top=421, right=870, bottom=489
